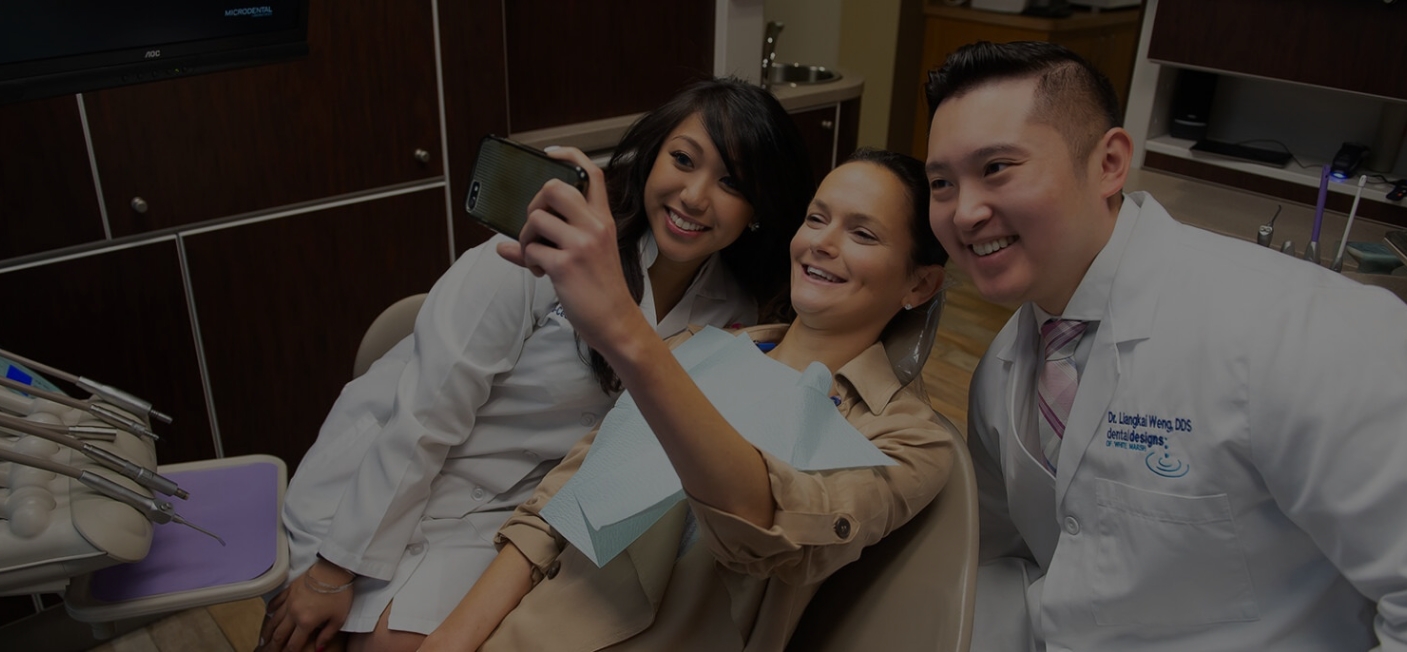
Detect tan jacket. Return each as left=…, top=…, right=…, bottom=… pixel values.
left=483, top=324, right=958, bottom=651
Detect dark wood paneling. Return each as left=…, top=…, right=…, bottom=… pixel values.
left=84, top=0, right=443, bottom=236
left=0, top=95, right=105, bottom=262
left=0, top=240, right=216, bottom=463
left=837, top=98, right=861, bottom=166
left=504, top=0, right=715, bottom=133
left=1144, top=151, right=1407, bottom=229
left=793, top=105, right=842, bottom=184
left=1149, top=0, right=1407, bottom=100
left=887, top=0, right=927, bottom=154
left=183, top=189, right=449, bottom=467
left=440, top=0, right=510, bottom=258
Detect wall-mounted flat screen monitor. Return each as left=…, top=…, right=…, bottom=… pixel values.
left=0, top=1, right=311, bottom=104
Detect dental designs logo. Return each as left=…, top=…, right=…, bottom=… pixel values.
left=1105, top=410, right=1192, bottom=478
left=1145, top=446, right=1189, bottom=478
left=225, top=6, right=274, bottom=17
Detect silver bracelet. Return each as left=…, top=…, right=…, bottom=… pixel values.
left=304, top=571, right=355, bottom=594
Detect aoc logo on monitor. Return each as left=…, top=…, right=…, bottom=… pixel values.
left=224, top=6, right=274, bottom=18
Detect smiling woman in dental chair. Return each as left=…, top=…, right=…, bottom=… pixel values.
left=259, top=77, right=815, bottom=652
left=419, top=148, right=958, bottom=651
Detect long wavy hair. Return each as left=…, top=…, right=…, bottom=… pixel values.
left=588, top=77, right=815, bottom=392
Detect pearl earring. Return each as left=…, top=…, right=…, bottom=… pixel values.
left=748, top=221, right=760, bottom=232
left=904, top=303, right=913, bottom=311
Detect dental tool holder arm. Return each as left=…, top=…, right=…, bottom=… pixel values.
left=0, top=413, right=185, bottom=499
left=0, top=347, right=172, bottom=425
left=0, top=374, right=158, bottom=441
left=0, top=404, right=160, bottom=595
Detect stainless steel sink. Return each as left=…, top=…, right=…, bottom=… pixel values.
left=766, top=63, right=841, bottom=87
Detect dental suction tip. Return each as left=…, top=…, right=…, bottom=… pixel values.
left=175, top=515, right=226, bottom=546
left=174, top=488, right=190, bottom=500
left=150, top=409, right=174, bottom=424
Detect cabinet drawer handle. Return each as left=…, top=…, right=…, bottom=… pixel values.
left=130, top=197, right=149, bottom=214
left=820, top=119, right=834, bottom=130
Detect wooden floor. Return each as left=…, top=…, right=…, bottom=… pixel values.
left=83, top=266, right=1015, bottom=651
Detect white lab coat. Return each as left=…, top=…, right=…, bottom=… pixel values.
left=281, top=233, right=754, bottom=634
left=968, top=193, right=1407, bottom=651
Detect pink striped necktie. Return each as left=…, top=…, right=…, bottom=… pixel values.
left=1037, top=319, right=1086, bottom=473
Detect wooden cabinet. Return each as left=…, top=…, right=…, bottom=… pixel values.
left=504, top=0, right=715, bottom=133
left=792, top=99, right=862, bottom=184
left=909, top=3, right=1142, bottom=158
left=0, top=240, right=217, bottom=465
left=184, top=188, right=449, bottom=466
left=82, top=0, right=444, bottom=236
left=1148, top=0, right=1407, bottom=101
left=0, top=96, right=105, bottom=260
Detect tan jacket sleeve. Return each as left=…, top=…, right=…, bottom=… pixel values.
left=688, top=389, right=957, bottom=586
left=493, top=426, right=599, bottom=582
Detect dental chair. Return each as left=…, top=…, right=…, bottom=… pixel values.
left=352, top=291, right=978, bottom=652
left=353, top=293, right=428, bottom=378
left=785, top=296, right=978, bottom=652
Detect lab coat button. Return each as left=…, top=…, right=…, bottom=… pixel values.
left=833, top=517, right=851, bottom=539
left=545, top=560, right=561, bottom=579
left=579, top=412, right=597, bottom=427
left=1064, top=516, right=1080, bottom=535
left=472, top=487, right=487, bottom=500
left=408, top=543, right=425, bottom=555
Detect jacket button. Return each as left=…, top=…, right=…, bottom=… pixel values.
left=580, top=412, right=597, bottom=427
left=833, top=517, right=851, bottom=539
left=544, top=560, right=561, bottom=579
left=472, top=487, right=487, bottom=500
left=1064, top=516, right=1080, bottom=535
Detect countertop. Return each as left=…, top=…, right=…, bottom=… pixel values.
left=1127, top=167, right=1399, bottom=271
left=1129, top=167, right=1407, bottom=304
left=510, top=71, right=865, bottom=155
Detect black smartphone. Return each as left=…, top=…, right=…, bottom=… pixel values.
left=465, top=135, right=589, bottom=240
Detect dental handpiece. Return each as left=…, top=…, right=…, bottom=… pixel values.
left=0, top=375, right=159, bottom=441
left=0, top=348, right=172, bottom=424
left=0, top=447, right=221, bottom=545
left=0, top=413, right=186, bottom=499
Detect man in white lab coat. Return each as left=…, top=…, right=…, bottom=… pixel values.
left=924, top=41, right=1407, bottom=651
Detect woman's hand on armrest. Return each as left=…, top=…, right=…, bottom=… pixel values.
left=418, top=542, right=535, bottom=652
left=259, top=557, right=355, bottom=652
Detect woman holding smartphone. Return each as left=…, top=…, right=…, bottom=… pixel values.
left=261, top=77, right=814, bottom=652
left=421, top=148, right=957, bottom=651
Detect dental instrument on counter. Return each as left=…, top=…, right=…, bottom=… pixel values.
left=0, top=446, right=222, bottom=545
left=1330, top=175, right=1368, bottom=273
left=1257, top=205, right=1282, bottom=247
left=0, top=375, right=159, bottom=441
left=0, top=348, right=172, bottom=425
left=1281, top=240, right=1295, bottom=256
left=0, top=396, right=118, bottom=441
left=1305, top=164, right=1331, bottom=265
left=0, top=413, right=186, bottom=499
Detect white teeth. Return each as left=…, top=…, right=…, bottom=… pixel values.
left=805, top=265, right=842, bottom=282
left=973, top=236, right=1014, bottom=257
left=668, top=210, right=706, bottom=232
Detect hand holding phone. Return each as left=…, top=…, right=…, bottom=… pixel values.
left=465, top=135, right=589, bottom=240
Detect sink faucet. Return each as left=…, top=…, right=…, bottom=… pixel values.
left=761, top=21, right=783, bottom=89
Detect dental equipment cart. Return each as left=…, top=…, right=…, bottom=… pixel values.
left=0, top=351, right=289, bottom=640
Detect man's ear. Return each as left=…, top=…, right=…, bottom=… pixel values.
left=905, top=264, right=946, bottom=309
left=1093, top=127, right=1133, bottom=201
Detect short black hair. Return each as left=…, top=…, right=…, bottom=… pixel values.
left=925, top=41, right=1121, bottom=163
left=841, top=147, right=948, bottom=268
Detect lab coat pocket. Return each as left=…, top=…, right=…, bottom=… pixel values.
left=1089, top=479, right=1258, bottom=626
